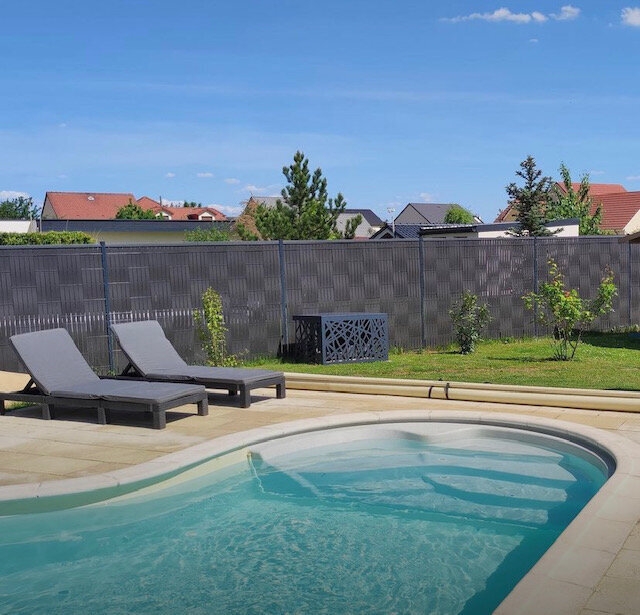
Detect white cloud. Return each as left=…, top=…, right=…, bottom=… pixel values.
left=529, top=38, right=539, bottom=43
left=165, top=172, right=176, bottom=178
left=211, top=204, right=244, bottom=216
left=159, top=198, right=183, bottom=207
left=419, top=192, right=435, bottom=202
left=225, top=178, right=241, bottom=185
left=443, top=5, right=581, bottom=24
left=551, top=5, right=580, bottom=21
left=626, top=174, right=640, bottom=180
left=242, top=184, right=280, bottom=195
left=0, top=190, right=30, bottom=200
left=622, top=7, right=640, bottom=26
left=196, top=172, right=214, bottom=178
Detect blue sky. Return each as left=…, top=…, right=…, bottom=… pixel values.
left=2, top=2, right=640, bottom=223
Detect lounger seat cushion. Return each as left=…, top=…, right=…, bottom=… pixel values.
left=143, top=366, right=284, bottom=386
left=50, top=379, right=205, bottom=404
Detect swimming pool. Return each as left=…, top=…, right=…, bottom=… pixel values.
left=0, top=421, right=612, bottom=615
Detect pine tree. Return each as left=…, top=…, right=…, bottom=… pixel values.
left=506, top=155, right=553, bottom=236
left=253, top=151, right=357, bottom=240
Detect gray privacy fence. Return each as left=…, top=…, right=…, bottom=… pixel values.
left=0, top=237, right=637, bottom=374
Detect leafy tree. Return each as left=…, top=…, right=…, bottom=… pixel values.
left=0, top=196, right=39, bottom=220
left=443, top=204, right=475, bottom=224
left=184, top=226, right=230, bottom=242
left=547, top=163, right=602, bottom=235
left=523, top=259, right=617, bottom=360
left=115, top=199, right=157, bottom=220
left=183, top=200, right=202, bottom=208
left=506, top=155, right=554, bottom=236
left=251, top=151, right=355, bottom=240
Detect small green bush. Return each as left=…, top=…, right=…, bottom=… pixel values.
left=0, top=231, right=94, bottom=245
left=523, top=259, right=617, bottom=360
left=449, top=291, right=491, bottom=354
left=193, top=287, right=239, bottom=367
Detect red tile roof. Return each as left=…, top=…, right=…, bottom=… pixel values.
left=554, top=182, right=627, bottom=196
left=44, top=192, right=137, bottom=220
left=591, top=191, right=640, bottom=232
left=43, top=192, right=227, bottom=221
left=136, top=196, right=161, bottom=209
left=152, top=206, right=226, bottom=221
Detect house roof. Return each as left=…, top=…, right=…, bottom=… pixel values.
left=396, top=203, right=454, bottom=224
left=338, top=209, right=384, bottom=226
left=370, top=223, right=425, bottom=239
left=154, top=205, right=226, bottom=221
left=591, top=191, right=640, bottom=232
left=246, top=196, right=281, bottom=208
left=396, top=203, right=482, bottom=225
left=44, top=192, right=137, bottom=220
left=556, top=183, right=627, bottom=196
left=137, top=196, right=161, bottom=209
left=42, top=192, right=227, bottom=222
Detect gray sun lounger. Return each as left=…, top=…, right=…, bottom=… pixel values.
left=0, top=328, right=208, bottom=429
left=110, top=320, right=286, bottom=408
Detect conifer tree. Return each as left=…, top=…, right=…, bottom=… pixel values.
left=506, top=155, right=553, bottom=236
left=251, top=151, right=359, bottom=240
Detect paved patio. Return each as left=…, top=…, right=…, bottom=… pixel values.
left=2, top=369, right=640, bottom=614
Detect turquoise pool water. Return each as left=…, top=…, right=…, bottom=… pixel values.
left=0, top=422, right=611, bottom=615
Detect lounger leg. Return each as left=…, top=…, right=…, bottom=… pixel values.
left=276, top=382, right=286, bottom=399
left=97, top=406, right=107, bottom=425
left=42, top=404, right=52, bottom=420
left=240, top=386, right=251, bottom=408
left=0, top=399, right=5, bottom=415
left=153, top=411, right=166, bottom=430
left=197, top=398, right=209, bottom=416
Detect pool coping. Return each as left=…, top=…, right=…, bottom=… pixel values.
left=0, top=408, right=638, bottom=614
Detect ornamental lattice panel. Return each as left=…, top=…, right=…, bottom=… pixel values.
left=293, top=313, right=388, bottom=364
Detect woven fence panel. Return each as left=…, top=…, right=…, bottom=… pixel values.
left=284, top=240, right=422, bottom=350
left=421, top=238, right=537, bottom=346
left=536, top=237, right=630, bottom=331
left=105, top=243, right=282, bottom=368
left=0, top=245, right=108, bottom=372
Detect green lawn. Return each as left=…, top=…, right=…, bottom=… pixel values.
left=246, top=333, right=640, bottom=391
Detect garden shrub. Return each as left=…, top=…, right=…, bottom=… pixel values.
left=522, top=259, right=617, bottom=360
left=449, top=290, right=491, bottom=354
left=0, top=231, right=94, bottom=245
left=193, top=287, right=239, bottom=367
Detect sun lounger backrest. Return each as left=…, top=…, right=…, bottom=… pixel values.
left=111, top=320, right=188, bottom=375
left=10, top=328, right=100, bottom=395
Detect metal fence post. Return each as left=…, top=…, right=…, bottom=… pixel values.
left=419, top=236, right=426, bottom=348
left=628, top=242, right=633, bottom=326
left=278, top=239, right=289, bottom=350
left=100, top=241, right=114, bottom=372
left=533, top=237, right=539, bottom=337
